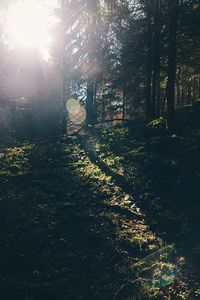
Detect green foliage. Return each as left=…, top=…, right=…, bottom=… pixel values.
left=0, top=106, right=199, bottom=299
left=147, top=116, right=166, bottom=129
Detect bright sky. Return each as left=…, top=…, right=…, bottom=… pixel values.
left=6, top=0, right=59, bottom=61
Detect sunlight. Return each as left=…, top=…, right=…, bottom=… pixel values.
left=6, top=0, right=57, bottom=61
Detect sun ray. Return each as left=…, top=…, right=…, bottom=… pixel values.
left=6, top=0, right=57, bottom=60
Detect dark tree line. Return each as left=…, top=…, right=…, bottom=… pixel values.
left=57, top=0, right=199, bottom=130
left=0, top=0, right=199, bottom=141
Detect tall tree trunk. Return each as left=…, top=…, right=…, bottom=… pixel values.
left=61, top=0, right=67, bottom=135
left=122, top=80, right=126, bottom=122
left=93, top=81, right=97, bottom=121
left=188, top=79, right=192, bottom=104
left=151, top=0, right=161, bottom=118
left=10, top=97, right=16, bottom=143
left=198, top=75, right=200, bottom=99
left=145, top=0, right=153, bottom=119
left=156, top=69, right=161, bottom=116
left=101, top=98, right=106, bottom=125
left=156, top=0, right=161, bottom=117
left=176, top=72, right=181, bottom=109
left=85, top=0, right=98, bottom=124
left=166, top=0, right=178, bottom=131
left=86, top=80, right=94, bottom=123
left=181, top=86, right=184, bottom=107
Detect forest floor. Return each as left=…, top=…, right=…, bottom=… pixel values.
left=0, top=106, right=200, bottom=300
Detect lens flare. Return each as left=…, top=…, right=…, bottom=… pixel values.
left=66, top=99, right=86, bottom=125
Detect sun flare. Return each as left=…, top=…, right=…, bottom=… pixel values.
left=7, top=0, right=57, bottom=60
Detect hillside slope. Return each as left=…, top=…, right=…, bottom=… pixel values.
left=0, top=107, right=199, bottom=299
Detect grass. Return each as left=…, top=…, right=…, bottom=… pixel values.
left=0, top=106, right=199, bottom=299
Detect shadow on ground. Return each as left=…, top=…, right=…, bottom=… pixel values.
left=0, top=120, right=199, bottom=300
left=77, top=124, right=200, bottom=298
left=0, top=138, right=144, bottom=300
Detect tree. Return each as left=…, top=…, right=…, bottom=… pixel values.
left=166, top=0, right=178, bottom=131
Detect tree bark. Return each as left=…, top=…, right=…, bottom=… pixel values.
left=151, top=0, right=161, bottom=118
left=122, top=80, right=126, bottom=122
left=166, top=0, right=178, bottom=131
left=145, top=0, right=153, bottom=119
left=93, top=81, right=97, bottom=121
left=176, top=76, right=181, bottom=109
left=86, top=80, right=94, bottom=123
left=61, top=0, right=67, bottom=135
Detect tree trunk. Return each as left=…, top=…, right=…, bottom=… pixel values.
left=145, top=0, right=153, bottom=119
left=86, top=80, right=94, bottom=123
left=176, top=78, right=181, bottom=109
left=198, top=75, right=200, bottom=99
left=85, top=0, right=98, bottom=124
left=122, top=80, right=126, bottom=122
left=151, top=0, right=161, bottom=118
left=61, top=0, right=67, bottom=135
left=166, top=0, right=178, bottom=131
left=93, top=81, right=97, bottom=122
left=188, top=79, right=192, bottom=104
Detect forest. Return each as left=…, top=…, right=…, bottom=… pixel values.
left=0, top=0, right=199, bottom=299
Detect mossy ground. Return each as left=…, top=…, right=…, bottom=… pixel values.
left=0, top=109, right=199, bottom=299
